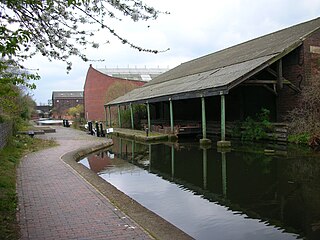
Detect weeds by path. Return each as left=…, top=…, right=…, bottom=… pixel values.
left=0, top=135, right=57, bottom=240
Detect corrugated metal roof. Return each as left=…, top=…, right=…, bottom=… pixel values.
left=107, top=17, right=320, bottom=106
left=52, top=91, right=84, bottom=99
left=96, top=67, right=169, bottom=82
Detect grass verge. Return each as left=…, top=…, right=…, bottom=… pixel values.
left=0, top=135, right=57, bottom=240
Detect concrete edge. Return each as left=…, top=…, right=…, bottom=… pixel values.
left=113, top=131, right=169, bottom=142
left=61, top=142, right=194, bottom=240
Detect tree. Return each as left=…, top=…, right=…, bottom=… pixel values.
left=0, top=0, right=168, bottom=88
left=67, top=104, right=84, bottom=119
left=0, top=82, right=36, bottom=127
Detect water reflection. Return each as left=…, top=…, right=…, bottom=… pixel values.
left=79, top=137, right=320, bottom=240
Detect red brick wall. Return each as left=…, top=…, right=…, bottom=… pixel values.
left=52, top=98, right=83, bottom=119
left=84, top=65, right=145, bottom=121
left=277, top=29, right=320, bottom=121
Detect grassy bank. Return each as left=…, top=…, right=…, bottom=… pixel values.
left=0, top=135, right=57, bottom=240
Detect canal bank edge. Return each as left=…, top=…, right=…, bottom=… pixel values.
left=61, top=142, right=194, bottom=240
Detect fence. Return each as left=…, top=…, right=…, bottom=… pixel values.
left=0, top=122, right=13, bottom=150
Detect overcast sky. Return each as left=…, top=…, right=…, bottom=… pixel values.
left=25, top=0, right=320, bottom=105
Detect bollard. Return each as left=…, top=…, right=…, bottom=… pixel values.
left=100, top=122, right=105, bottom=137
left=95, top=122, right=100, bottom=137
left=88, top=121, right=93, bottom=135
left=28, top=130, right=35, bottom=138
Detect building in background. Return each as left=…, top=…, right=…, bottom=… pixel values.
left=84, top=65, right=169, bottom=121
left=34, top=105, right=52, bottom=118
left=52, top=91, right=84, bottom=119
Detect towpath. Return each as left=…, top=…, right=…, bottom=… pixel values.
left=16, top=126, right=152, bottom=240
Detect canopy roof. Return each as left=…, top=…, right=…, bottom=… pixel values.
left=107, top=17, right=320, bottom=106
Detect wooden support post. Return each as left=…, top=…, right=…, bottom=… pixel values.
left=217, top=94, right=231, bottom=148
left=108, top=105, right=112, bottom=127
left=202, top=97, right=207, bottom=139
left=169, top=98, right=174, bottom=134
left=277, top=58, right=283, bottom=89
left=200, top=96, right=211, bottom=145
left=146, top=102, right=151, bottom=132
left=221, top=95, right=225, bottom=141
left=118, top=105, right=121, bottom=128
left=130, top=103, right=134, bottom=129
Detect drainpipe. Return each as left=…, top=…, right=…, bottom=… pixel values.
left=146, top=101, right=151, bottom=132
left=118, top=105, right=121, bottom=128
left=130, top=103, right=134, bottom=129
left=169, top=98, right=174, bottom=134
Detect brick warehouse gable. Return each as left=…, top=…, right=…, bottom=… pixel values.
left=84, top=65, right=169, bottom=121
left=52, top=91, right=84, bottom=119
left=277, top=28, right=320, bottom=121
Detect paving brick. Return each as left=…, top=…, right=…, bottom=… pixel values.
left=17, top=126, right=153, bottom=240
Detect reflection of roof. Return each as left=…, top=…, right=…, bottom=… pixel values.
left=52, top=91, right=84, bottom=99
left=96, top=67, right=169, bottom=82
left=107, top=17, right=320, bottom=106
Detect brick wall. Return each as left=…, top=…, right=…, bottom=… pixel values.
left=52, top=98, right=83, bottom=119
left=277, top=28, right=320, bottom=121
left=84, top=66, right=145, bottom=121
left=0, top=122, right=12, bottom=150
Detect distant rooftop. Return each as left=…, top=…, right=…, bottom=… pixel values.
left=96, top=67, right=170, bottom=82
left=52, top=91, right=84, bottom=99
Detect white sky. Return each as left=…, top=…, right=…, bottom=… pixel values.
left=25, top=0, right=320, bottom=104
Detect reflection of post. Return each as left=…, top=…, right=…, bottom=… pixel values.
left=280, top=195, right=285, bottom=221
left=131, top=140, right=135, bottom=162
left=148, top=144, right=152, bottom=172
left=203, top=148, right=207, bottom=190
left=221, top=151, right=227, bottom=197
left=171, top=145, right=175, bottom=178
left=119, top=138, right=123, bottom=159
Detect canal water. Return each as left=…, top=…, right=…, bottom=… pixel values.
left=79, top=137, right=320, bottom=240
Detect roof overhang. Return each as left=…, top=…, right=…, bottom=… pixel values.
left=105, top=54, right=278, bottom=107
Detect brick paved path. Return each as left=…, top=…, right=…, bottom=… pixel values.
left=17, top=127, right=152, bottom=240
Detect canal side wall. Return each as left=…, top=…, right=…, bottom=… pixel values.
left=0, top=122, right=12, bottom=150
left=62, top=141, right=193, bottom=240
